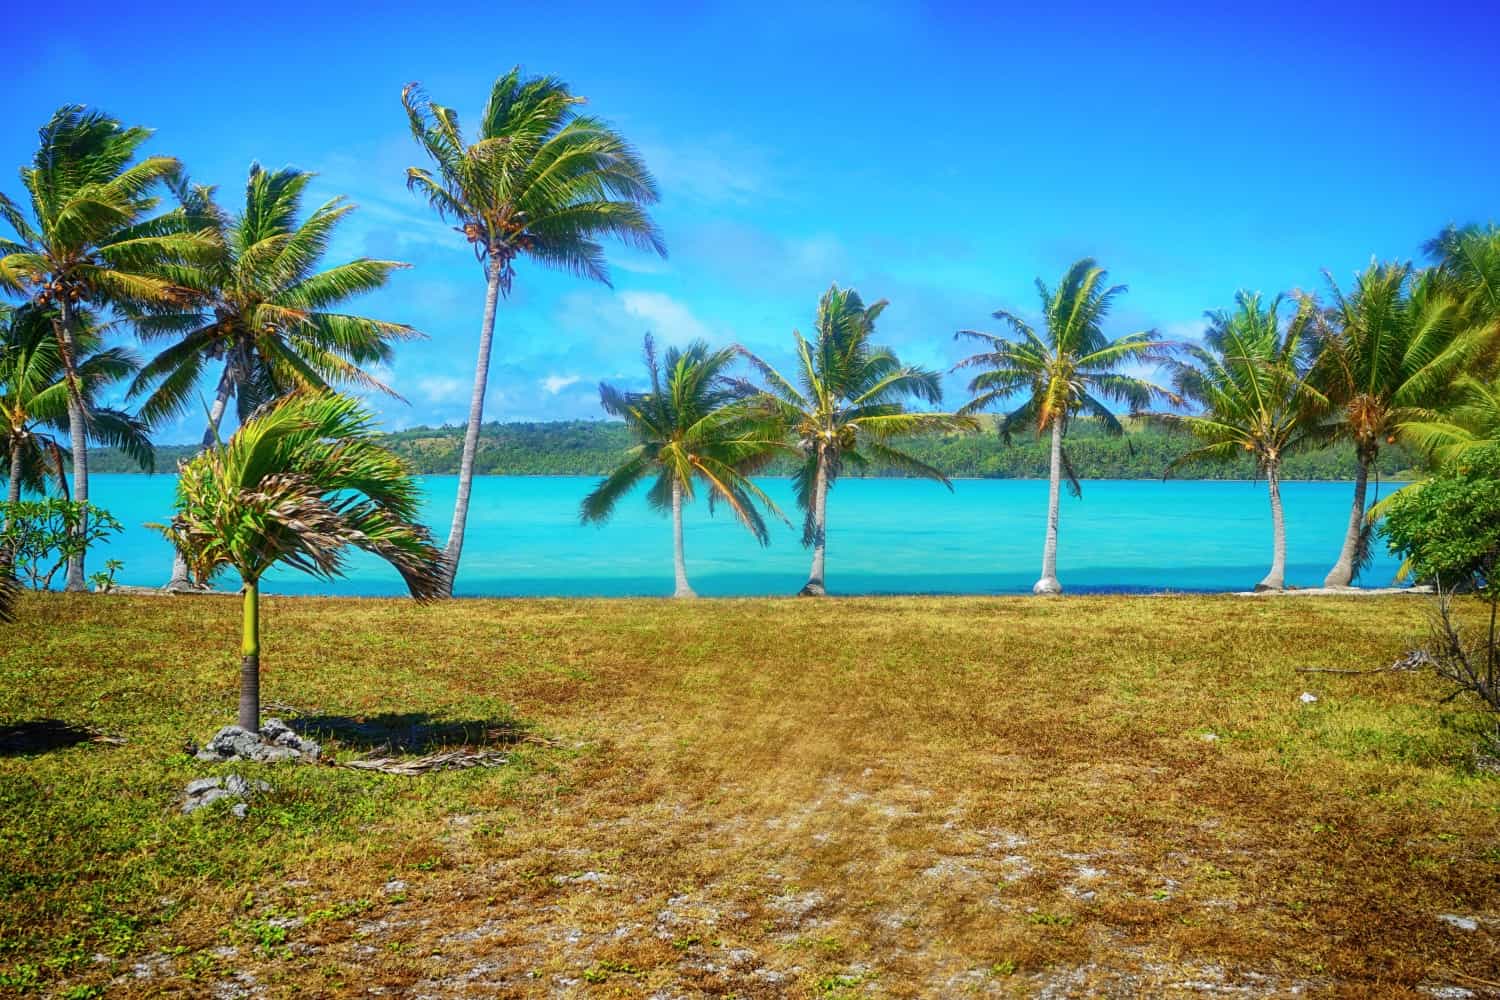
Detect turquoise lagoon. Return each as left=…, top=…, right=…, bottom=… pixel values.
left=77, top=474, right=1404, bottom=597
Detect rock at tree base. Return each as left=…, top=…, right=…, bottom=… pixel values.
left=195, top=718, right=321, bottom=763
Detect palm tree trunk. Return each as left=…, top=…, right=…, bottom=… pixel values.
left=165, top=363, right=236, bottom=590
left=1322, top=451, right=1371, bottom=588
left=671, top=477, right=695, bottom=598
left=441, top=259, right=504, bottom=596
left=1033, top=417, right=1064, bottom=595
left=239, top=578, right=261, bottom=732
left=800, top=452, right=829, bottom=596
left=56, top=302, right=88, bottom=593
left=1257, top=461, right=1287, bottom=592
left=6, top=440, right=20, bottom=507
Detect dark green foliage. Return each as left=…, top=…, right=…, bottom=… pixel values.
left=87, top=417, right=1417, bottom=480
left=1383, top=443, right=1500, bottom=596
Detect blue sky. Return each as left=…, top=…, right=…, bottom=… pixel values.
left=10, top=1, right=1500, bottom=442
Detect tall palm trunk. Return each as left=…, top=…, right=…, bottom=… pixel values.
left=5, top=440, right=20, bottom=506
left=1323, top=450, right=1371, bottom=588
left=441, top=258, right=503, bottom=596
left=1257, top=461, right=1287, bottom=592
left=1033, top=417, right=1064, bottom=595
left=165, top=362, right=237, bottom=590
left=800, top=451, right=829, bottom=596
left=239, top=578, right=261, bottom=732
left=671, top=478, right=695, bottom=598
left=55, top=302, right=89, bottom=592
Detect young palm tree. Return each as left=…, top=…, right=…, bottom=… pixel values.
left=1395, top=374, right=1500, bottom=467
left=1307, top=263, right=1488, bottom=587
left=580, top=335, right=787, bottom=598
left=161, top=392, right=445, bottom=732
left=129, top=166, right=420, bottom=589
left=403, top=68, right=666, bottom=595
left=2, top=304, right=153, bottom=504
left=740, top=284, right=970, bottom=596
left=0, top=106, right=210, bottom=589
left=1155, top=292, right=1325, bottom=591
left=954, top=259, right=1176, bottom=595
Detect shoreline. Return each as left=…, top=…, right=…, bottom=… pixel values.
left=94, top=584, right=1431, bottom=601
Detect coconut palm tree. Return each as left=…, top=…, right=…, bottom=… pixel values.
left=1426, top=224, right=1500, bottom=335
left=740, top=284, right=970, bottom=596
left=1306, top=263, right=1490, bottom=587
left=402, top=68, right=666, bottom=595
left=2, top=304, right=153, bottom=504
left=0, top=106, right=211, bottom=589
left=580, top=335, right=787, bottom=598
left=161, top=392, right=445, bottom=732
left=953, top=259, right=1176, bottom=595
left=129, top=166, right=420, bottom=589
left=1155, top=292, right=1325, bottom=591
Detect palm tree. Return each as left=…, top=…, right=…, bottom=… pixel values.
left=1155, top=292, right=1325, bottom=591
left=161, top=392, right=445, bottom=732
left=1395, top=374, right=1500, bottom=468
left=740, top=284, right=970, bottom=596
left=1426, top=224, right=1500, bottom=335
left=0, top=106, right=210, bottom=589
left=953, top=259, right=1176, bottom=595
left=580, top=335, right=786, bottom=597
left=129, top=165, right=420, bottom=589
left=402, top=68, right=666, bottom=595
left=1307, top=263, right=1489, bottom=587
left=2, top=304, right=153, bottom=505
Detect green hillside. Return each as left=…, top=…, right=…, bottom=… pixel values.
left=91, top=417, right=1418, bottom=480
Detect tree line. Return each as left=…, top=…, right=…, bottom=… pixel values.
left=85, top=417, right=1418, bottom=481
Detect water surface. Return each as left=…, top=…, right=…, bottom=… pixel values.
left=79, top=474, right=1403, bottom=597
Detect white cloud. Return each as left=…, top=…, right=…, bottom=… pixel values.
left=619, top=291, right=713, bottom=345
left=416, top=375, right=469, bottom=405
left=541, top=374, right=582, bottom=394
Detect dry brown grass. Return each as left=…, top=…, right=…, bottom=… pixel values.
left=2, top=593, right=1498, bottom=998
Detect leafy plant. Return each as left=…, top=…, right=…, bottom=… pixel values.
left=1383, top=443, right=1500, bottom=750
left=0, top=499, right=122, bottom=591
left=87, top=559, right=123, bottom=593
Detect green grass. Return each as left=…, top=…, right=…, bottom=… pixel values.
left=1, top=592, right=1497, bottom=997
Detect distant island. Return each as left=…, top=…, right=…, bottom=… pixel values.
left=93, top=417, right=1418, bottom=481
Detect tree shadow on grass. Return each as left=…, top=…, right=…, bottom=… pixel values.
left=285, top=713, right=534, bottom=755
left=0, top=719, right=124, bottom=757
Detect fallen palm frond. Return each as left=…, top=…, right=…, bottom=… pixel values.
left=337, top=749, right=510, bottom=775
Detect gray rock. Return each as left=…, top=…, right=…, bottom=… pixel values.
left=185, top=777, right=224, bottom=796
left=194, top=720, right=320, bottom=763
left=1438, top=913, right=1479, bottom=932
left=231, top=802, right=248, bottom=819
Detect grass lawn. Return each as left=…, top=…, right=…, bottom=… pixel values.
left=2, top=593, right=1498, bottom=998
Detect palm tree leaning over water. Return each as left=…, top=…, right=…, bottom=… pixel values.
left=953, top=259, right=1176, bottom=595
left=0, top=106, right=211, bottom=589
left=161, top=392, right=444, bottom=732
left=129, top=166, right=420, bottom=590
left=2, top=304, right=153, bottom=504
left=581, top=335, right=787, bottom=598
left=403, top=68, right=666, bottom=595
left=1154, top=292, right=1325, bottom=592
left=740, top=284, right=969, bottom=596
left=1306, top=262, right=1486, bottom=587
